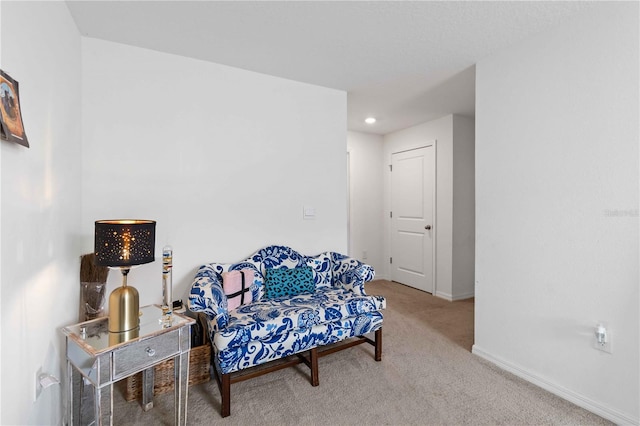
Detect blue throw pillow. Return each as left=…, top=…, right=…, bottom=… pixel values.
left=264, top=266, right=315, bottom=299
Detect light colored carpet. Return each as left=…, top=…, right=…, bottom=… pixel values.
left=113, top=280, right=611, bottom=425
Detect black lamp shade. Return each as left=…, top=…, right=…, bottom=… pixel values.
left=94, top=220, right=156, bottom=267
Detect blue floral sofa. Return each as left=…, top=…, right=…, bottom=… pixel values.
left=188, top=245, right=386, bottom=417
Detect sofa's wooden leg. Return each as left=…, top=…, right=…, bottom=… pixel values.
left=310, top=347, right=319, bottom=387
left=221, top=373, right=231, bottom=418
left=375, top=328, right=382, bottom=361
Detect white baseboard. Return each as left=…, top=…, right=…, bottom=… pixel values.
left=472, top=345, right=639, bottom=425
left=452, top=291, right=474, bottom=301
left=435, top=290, right=474, bottom=301
left=435, top=290, right=453, bottom=300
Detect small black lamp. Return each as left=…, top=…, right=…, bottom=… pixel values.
left=94, top=220, right=156, bottom=334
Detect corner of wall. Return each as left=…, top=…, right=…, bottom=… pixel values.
left=347, top=131, right=385, bottom=275
left=0, top=2, right=3, bottom=421
left=451, top=115, right=476, bottom=299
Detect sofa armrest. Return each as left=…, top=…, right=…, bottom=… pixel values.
left=188, top=265, right=229, bottom=330
left=330, top=253, right=375, bottom=296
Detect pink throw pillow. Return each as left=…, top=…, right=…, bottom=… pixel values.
left=222, top=269, right=253, bottom=310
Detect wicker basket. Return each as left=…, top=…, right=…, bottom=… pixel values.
left=122, top=342, right=211, bottom=402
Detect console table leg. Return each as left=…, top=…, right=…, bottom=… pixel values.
left=68, top=362, right=80, bottom=425
left=96, top=383, right=113, bottom=425
left=142, top=367, right=154, bottom=411
left=175, top=353, right=190, bottom=425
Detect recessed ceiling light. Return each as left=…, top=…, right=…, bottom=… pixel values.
left=365, top=117, right=377, bottom=124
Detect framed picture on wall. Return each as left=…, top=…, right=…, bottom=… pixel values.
left=0, top=69, right=29, bottom=148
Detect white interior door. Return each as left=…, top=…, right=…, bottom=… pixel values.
left=390, top=146, right=435, bottom=293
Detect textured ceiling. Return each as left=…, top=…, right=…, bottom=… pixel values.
left=66, top=1, right=597, bottom=135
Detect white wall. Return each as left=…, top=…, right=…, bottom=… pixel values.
left=0, top=1, right=82, bottom=424
left=473, top=3, right=639, bottom=424
left=347, top=131, right=385, bottom=277
left=383, top=114, right=475, bottom=300
left=0, top=3, right=3, bottom=422
left=451, top=115, right=475, bottom=299
left=81, top=38, right=348, bottom=307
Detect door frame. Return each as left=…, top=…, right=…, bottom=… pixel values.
left=388, top=142, right=437, bottom=294
left=346, top=150, right=351, bottom=256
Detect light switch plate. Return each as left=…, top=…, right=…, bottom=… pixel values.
left=303, top=206, right=316, bottom=220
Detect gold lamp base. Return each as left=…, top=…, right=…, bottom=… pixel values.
left=108, top=284, right=140, bottom=333
left=108, top=326, right=140, bottom=346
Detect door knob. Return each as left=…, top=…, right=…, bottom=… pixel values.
left=425, top=225, right=431, bottom=230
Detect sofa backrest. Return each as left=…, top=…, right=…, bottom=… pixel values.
left=200, top=245, right=369, bottom=304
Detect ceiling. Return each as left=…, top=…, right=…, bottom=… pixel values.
left=65, top=1, right=597, bottom=135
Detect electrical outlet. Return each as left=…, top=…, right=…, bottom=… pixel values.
left=34, top=367, right=43, bottom=402
left=362, top=250, right=368, bottom=260
left=594, top=323, right=613, bottom=354
left=34, top=368, right=60, bottom=402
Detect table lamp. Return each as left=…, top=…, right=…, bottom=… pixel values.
left=94, top=219, right=156, bottom=334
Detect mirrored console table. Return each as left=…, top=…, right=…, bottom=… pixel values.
left=62, top=305, right=195, bottom=425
